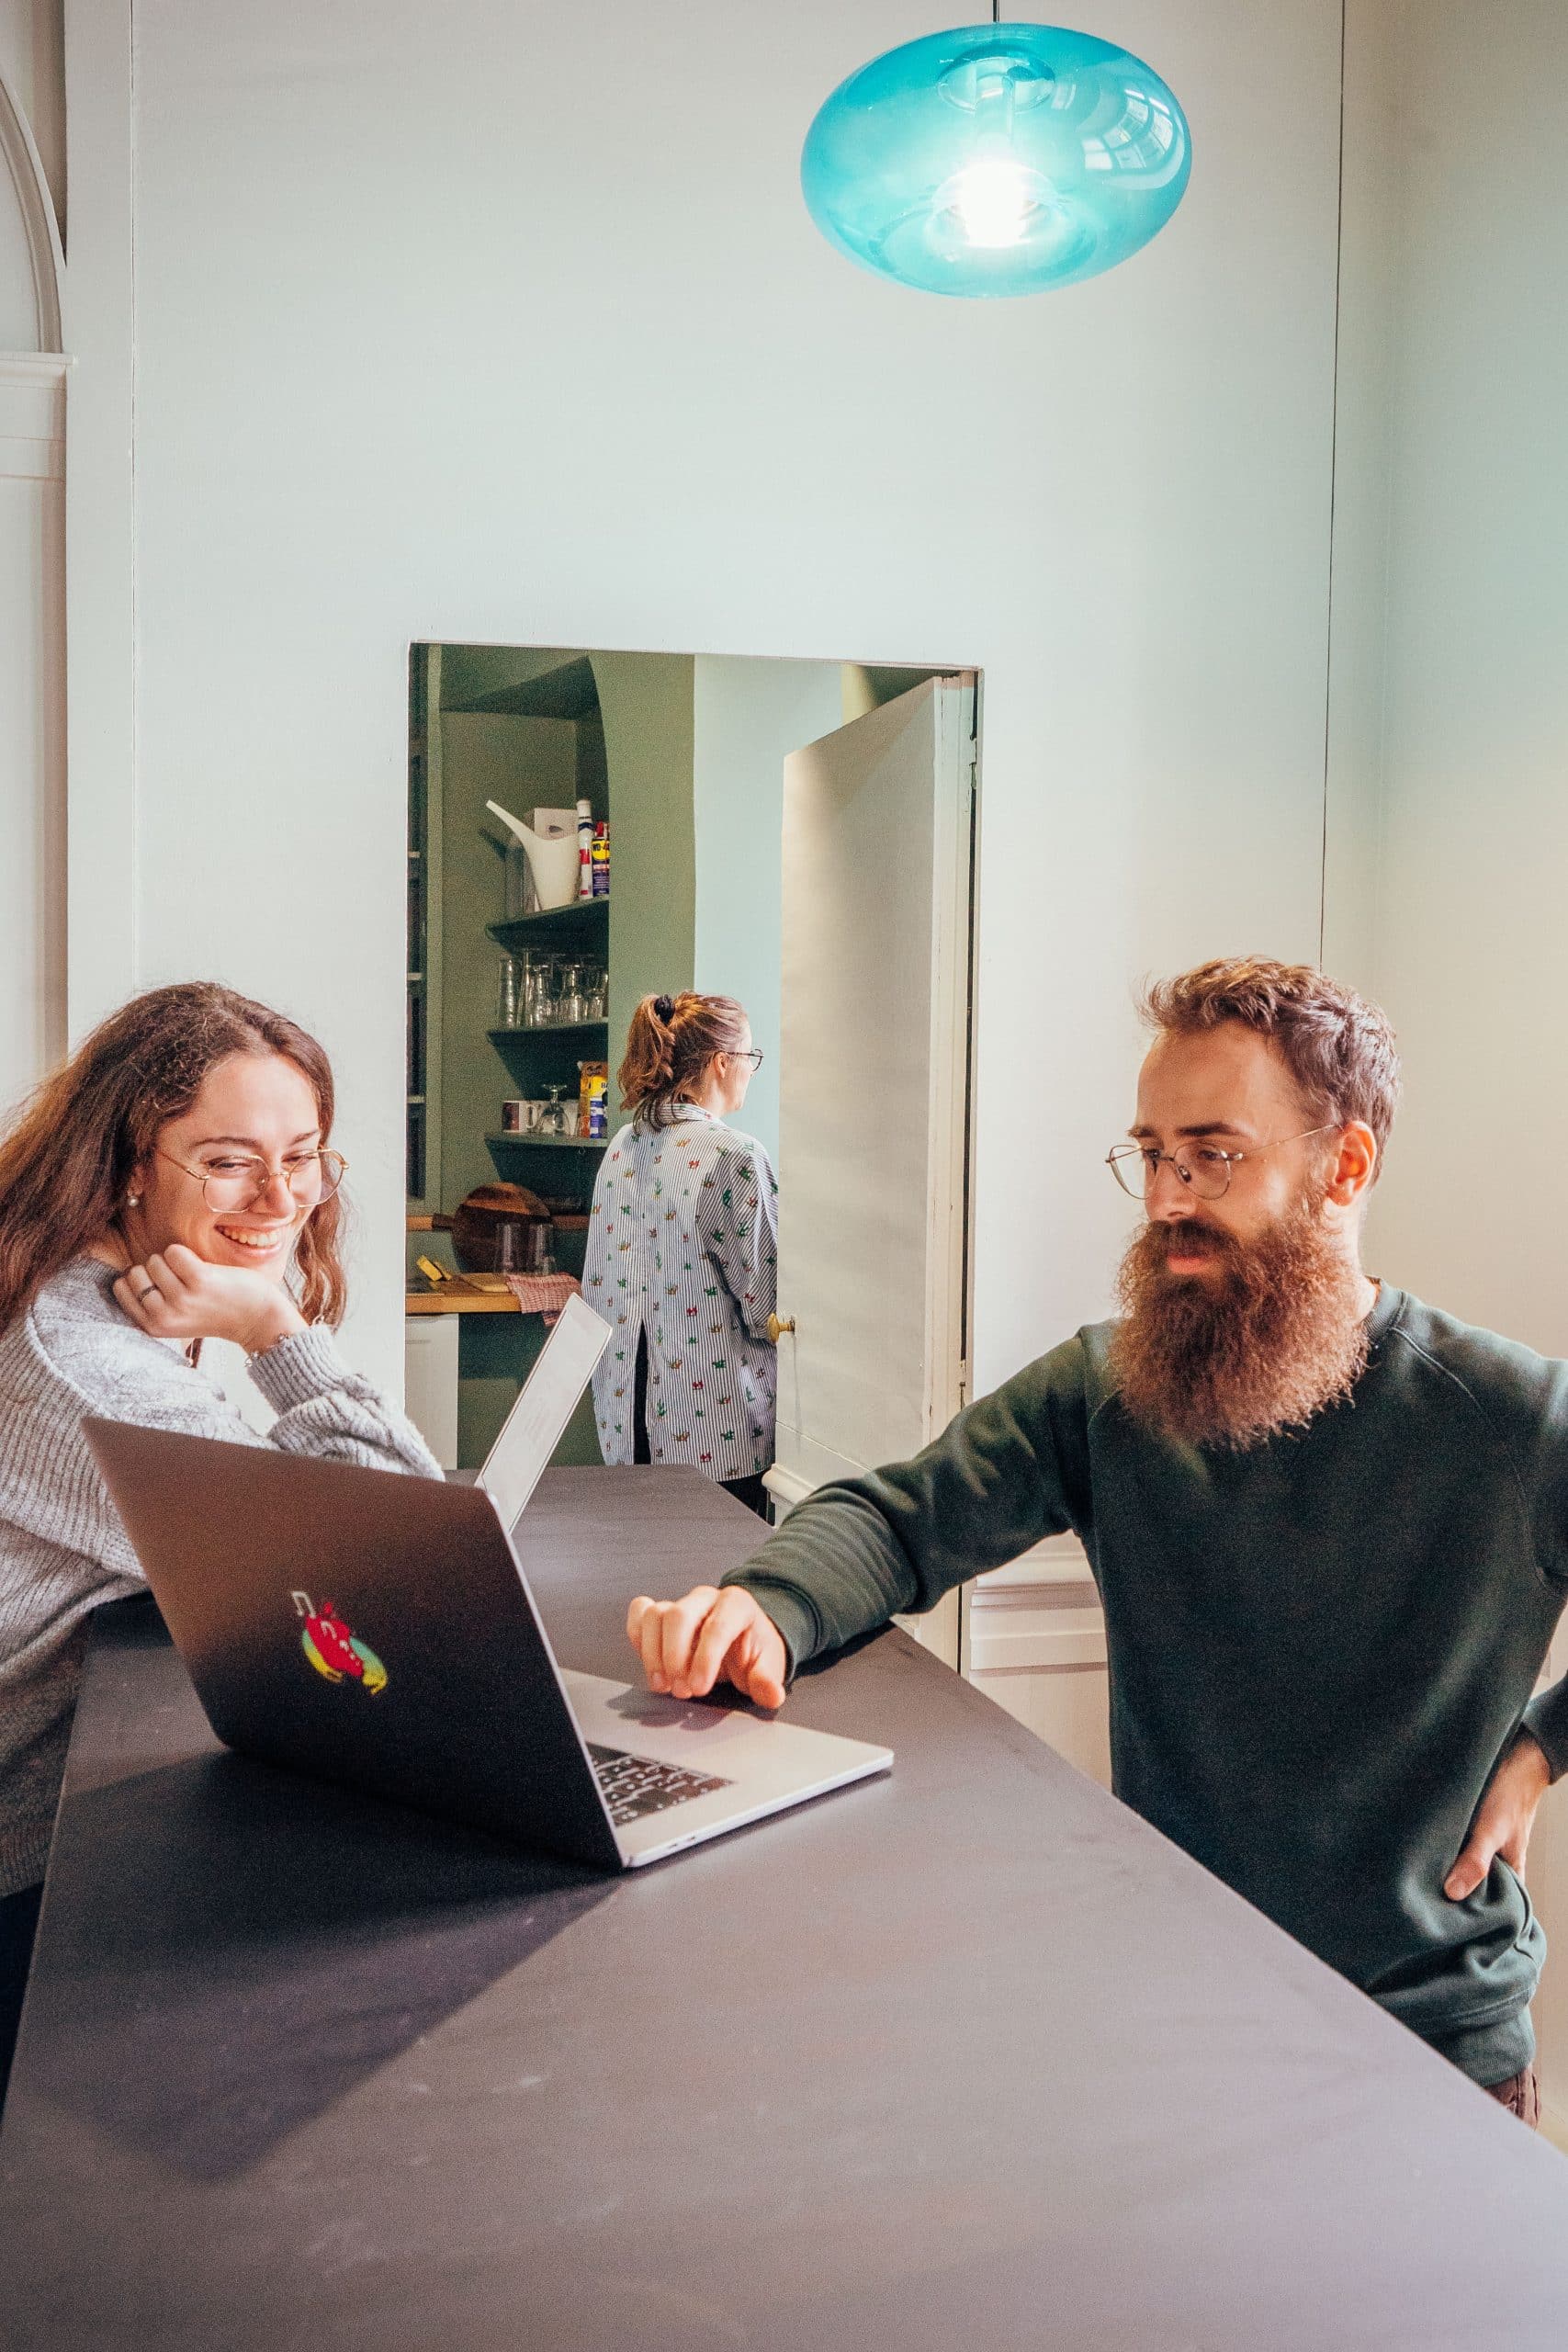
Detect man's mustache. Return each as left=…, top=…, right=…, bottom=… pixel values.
left=1152, top=1220, right=1237, bottom=1263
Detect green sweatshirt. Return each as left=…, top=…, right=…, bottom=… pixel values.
left=728, top=1286, right=1568, bottom=2086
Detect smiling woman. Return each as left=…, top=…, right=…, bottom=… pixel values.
left=0, top=982, right=442, bottom=2110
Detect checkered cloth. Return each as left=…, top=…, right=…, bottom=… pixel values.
left=502, top=1272, right=582, bottom=1325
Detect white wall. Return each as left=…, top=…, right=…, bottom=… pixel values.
left=0, top=0, right=62, bottom=243
left=0, top=20, right=64, bottom=1122
left=1359, top=0, right=1568, bottom=1350
left=1337, top=0, right=1568, bottom=2133
left=70, top=0, right=1348, bottom=1397
left=0, top=354, right=65, bottom=1118
left=692, top=654, right=842, bottom=1168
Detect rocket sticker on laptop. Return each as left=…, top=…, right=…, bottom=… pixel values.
left=291, top=1591, right=388, bottom=1695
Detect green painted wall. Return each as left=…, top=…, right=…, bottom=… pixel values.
left=590, top=652, right=696, bottom=1109
left=440, top=644, right=584, bottom=709
left=431, top=707, right=602, bottom=1468
left=437, top=711, right=579, bottom=1212
left=420, top=648, right=702, bottom=1468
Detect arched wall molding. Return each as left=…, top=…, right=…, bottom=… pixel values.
left=0, top=62, right=64, bottom=354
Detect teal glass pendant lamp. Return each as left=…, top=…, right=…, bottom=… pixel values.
left=801, top=11, right=1191, bottom=298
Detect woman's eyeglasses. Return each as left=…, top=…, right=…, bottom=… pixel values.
left=156, top=1147, right=348, bottom=1215
left=729, top=1048, right=764, bottom=1070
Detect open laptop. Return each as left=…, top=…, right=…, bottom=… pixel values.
left=83, top=1298, right=891, bottom=1871
left=474, top=1291, right=615, bottom=1531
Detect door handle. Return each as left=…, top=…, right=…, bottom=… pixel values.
left=766, top=1313, right=795, bottom=1345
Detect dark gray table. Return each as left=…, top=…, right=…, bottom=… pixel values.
left=3, top=1466, right=1566, bottom=2350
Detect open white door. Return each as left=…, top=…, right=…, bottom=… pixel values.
left=769, top=675, right=976, bottom=1665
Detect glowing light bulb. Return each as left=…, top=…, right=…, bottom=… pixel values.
left=950, top=155, right=1037, bottom=247
left=800, top=24, right=1191, bottom=299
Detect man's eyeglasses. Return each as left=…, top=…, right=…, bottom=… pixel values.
left=157, top=1148, right=348, bottom=1215
left=1105, top=1126, right=1340, bottom=1204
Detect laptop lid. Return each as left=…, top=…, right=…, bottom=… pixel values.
left=84, top=1417, right=626, bottom=1871
left=478, top=1294, right=612, bottom=1529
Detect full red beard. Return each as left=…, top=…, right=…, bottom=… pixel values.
left=1109, top=1199, right=1370, bottom=1452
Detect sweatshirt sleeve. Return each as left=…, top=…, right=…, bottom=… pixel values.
left=1516, top=1352, right=1568, bottom=1772
left=1523, top=1682, right=1568, bottom=1781
left=1488, top=1342, right=1568, bottom=1780
left=695, top=1139, right=777, bottom=1345
left=722, top=1338, right=1093, bottom=1673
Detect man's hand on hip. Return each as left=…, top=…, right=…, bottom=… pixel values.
left=626, top=1586, right=787, bottom=1711
left=1444, top=1729, right=1552, bottom=1901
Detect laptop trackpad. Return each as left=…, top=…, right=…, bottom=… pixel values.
left=560, top=1668, right=894, bottom=1862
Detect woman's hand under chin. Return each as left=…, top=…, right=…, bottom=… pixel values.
left=112, top=1242, right=308, bottom=1356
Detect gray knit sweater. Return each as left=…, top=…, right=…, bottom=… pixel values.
left=0, top=1255, right=442, bottom=1898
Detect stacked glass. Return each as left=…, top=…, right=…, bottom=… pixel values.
left=496, top=954, right=609, bottom=1030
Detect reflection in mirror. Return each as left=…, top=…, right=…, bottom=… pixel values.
left=404, top=646, right=980, bottom=1509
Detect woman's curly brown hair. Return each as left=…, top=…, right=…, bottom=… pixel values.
left=617, top=992, right=750, bottom=1126
left=0, top=982, right=348, bottom=1330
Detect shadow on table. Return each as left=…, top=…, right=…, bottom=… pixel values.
left=24, top=1748, right=613, bottom=2181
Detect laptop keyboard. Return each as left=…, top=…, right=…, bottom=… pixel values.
left=587, top=1742, right=733, bottom=1826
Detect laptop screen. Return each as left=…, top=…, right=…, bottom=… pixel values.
left=477, top=1293, right=613, bottom=1530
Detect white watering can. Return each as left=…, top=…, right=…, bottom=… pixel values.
left=486, top=800, right=581, bottom=911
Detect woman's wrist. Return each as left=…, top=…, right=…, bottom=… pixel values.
left=241, top=1293, right=309, bottom=1357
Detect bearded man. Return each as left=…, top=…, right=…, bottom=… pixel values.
left=627, top=957, right=1568, bottom=2126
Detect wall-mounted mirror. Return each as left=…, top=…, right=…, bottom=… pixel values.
left=405, top=645, right=981, bottom=1610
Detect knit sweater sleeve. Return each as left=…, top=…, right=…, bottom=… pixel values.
left=721, top=1337, right=1093, bottom=1674
left=17, top=1298, right=441, bottom=1579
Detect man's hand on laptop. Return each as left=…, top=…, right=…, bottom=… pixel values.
left=626, top=1587, right=788, bottom=1711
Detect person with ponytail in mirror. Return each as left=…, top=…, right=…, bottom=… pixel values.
left=0, top=983, right=442, bottom=2110
left=582, top=992, right=777, bottom=1518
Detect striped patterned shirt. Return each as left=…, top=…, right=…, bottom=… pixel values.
left=582, top=1106, right=778, bottom=1483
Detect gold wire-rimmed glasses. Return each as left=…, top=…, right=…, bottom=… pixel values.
left=155, top=1147, right=348, bottom=1215
left=1105, top=1125, right=1340, bottom=1204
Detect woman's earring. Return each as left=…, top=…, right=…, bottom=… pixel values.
left=126, top=1193, right=141, bottom=1208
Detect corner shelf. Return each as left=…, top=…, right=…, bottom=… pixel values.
left=488, top=1023, right=608, bottom=1046
left=485, top=1131, right=609, bottom=1151
left=488, top=899, right=609, bottom=956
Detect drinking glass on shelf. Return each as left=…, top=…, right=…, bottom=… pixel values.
left=558, top=960, right=586, bottom=1025
left=496, top=953, right=520, bottom=1029
left=514, top=952, right=536, bottom=1027
left=539, top=1083, right=571, bottom=1137
left=584, top=963, right=607, bottom=1021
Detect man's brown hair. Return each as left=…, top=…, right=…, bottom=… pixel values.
left=1140, top=956, right=1401, bottom=1172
